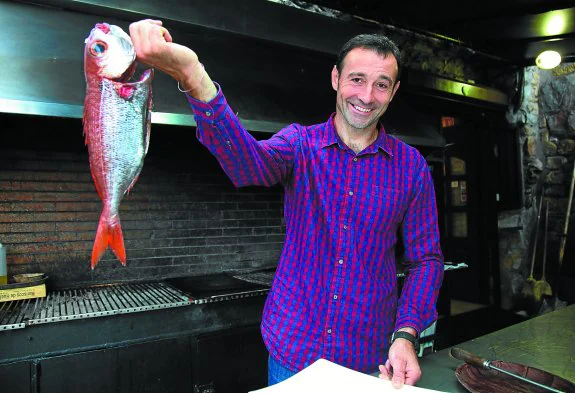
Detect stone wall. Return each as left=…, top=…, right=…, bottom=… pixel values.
left=271, top=0, right=495, bottom=85
left=499, top=63, right=575, bottom=313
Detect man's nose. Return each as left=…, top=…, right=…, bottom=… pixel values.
left=357, top=85, right=374, bottom=104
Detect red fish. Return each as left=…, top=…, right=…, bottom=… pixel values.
left=83, top=23, right=153, bottom=269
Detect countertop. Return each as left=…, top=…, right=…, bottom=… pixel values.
left=417, top=304, right=575, bottom=392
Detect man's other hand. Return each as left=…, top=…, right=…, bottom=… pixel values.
left=378, top=332, right=421, bottom=388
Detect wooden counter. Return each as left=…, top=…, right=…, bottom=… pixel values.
left=418, top=304, right=575, bottom=392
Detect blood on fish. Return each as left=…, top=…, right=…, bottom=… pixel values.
left=117, top=85, right=136, bottom=100
left=96, top=23, right=110, bottom=34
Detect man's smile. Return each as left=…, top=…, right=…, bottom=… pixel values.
left=350, top=102, right=374, bottom=113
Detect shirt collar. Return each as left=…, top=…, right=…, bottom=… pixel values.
left=322, top=113, right=393, bottom=157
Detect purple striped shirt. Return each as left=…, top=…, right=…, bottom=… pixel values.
left=186, top=85, right=444, bottom=373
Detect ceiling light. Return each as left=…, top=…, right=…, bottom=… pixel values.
left=541, top=11, right=568, bottom=36
left=536, top=51, right=562, bottom=69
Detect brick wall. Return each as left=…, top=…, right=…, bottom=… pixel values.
left=0, top=113, right=284, bottom=288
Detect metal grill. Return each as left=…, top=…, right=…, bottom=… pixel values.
left=189, top=287, right=269, bottom=305
left=233, top=271, right=275, bottom=287
left=189, top=271, right=273, bottom=305
left=0, top=282, right=191, bottom=331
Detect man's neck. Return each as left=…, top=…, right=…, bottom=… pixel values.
left=334, top=117, right=379, bottom=154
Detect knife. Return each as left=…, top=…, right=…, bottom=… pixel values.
left=450, top=347, right=564, bottom=393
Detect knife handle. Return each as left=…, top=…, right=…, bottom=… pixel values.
left=450, top=347, right=488, bottom=369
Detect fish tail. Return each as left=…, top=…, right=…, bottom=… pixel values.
left=91, top=211, right=127, bottom=269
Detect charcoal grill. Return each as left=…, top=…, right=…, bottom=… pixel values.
left=0, top=282, right=191, bottom=331
left=168, top=271, right=273, bottom=305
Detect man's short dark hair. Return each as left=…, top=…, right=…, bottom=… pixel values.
left=336, top=34, right=402, bottom=83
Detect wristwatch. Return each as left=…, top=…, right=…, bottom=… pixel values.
left=391, top=330, right=420, bottom=353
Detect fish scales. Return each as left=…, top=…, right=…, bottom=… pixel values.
left=86, top=78, right=150, bottom=212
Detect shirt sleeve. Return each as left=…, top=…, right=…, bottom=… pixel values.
left=394, top=159, right=444, bottom=334
left=185, top=83, right=297, bottom=188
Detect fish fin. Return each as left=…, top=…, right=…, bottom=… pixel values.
left=144, top=104, right=152, bottom=155
left=125, top=172, right=142, bottom=195
left=144, top=121, right=151, bottom=155
left=93, top=182, right=104, bottom=200
left=88, top=169, right=104, bottom=200
left=91, top=212, right=127, bottom=269
left=91, top=213, right=109, bottom=269
left=126, top=73, right=152, bottom=194
left=144, top=73, right=153, bottom=155
left=108, top=221, right=127, bottom=266
left=82, top=86, right=100, bottom=146
left=82, top=103, right=91, bottom=146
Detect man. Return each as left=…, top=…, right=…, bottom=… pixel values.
left=130, top=20, right=444, bottom=388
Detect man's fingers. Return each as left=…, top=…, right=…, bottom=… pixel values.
left=384, top=359, right=392, bottom=376
left=130, top=20, right=167, bottom=43
left=143, top=19, right=163, bottom=26
left=129, top=19, right=173, bottom=67
left=391, top=360, right=406, bottom=388
left=160, top=26, right=173, bottom=43
left=404, top=367, right=422, bottom=386
left=404, top=374, right=419, bottom=386
left=378, top=364, right=391, bottom=380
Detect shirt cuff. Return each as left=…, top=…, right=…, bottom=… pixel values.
left=184, top=82, right=229, bottom=123
left=394, top=318, right=421, bottom=336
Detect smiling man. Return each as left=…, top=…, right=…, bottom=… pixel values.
left=130, top=20, right=444, bottom=388
left=332, top=44, right=400, bottom=153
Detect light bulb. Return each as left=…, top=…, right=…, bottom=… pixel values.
left=535, top=51, right=561, bottom=69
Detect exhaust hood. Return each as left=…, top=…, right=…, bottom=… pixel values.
left=0, top=0, right=507, bottom=147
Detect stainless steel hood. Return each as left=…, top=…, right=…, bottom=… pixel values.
left=0, top=0, right=335, bottom=133
left=0, top=0, right=508, bottom=147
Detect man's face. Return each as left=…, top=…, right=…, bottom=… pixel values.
left=332, top=47, right=400, bottom=132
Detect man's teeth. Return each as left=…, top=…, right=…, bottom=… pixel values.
left=352, top=104, right=372, bottom=113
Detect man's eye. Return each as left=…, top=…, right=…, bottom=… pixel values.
left=351, top=78, right=362, bottom=83
left=377, top=83, right=389, bottom=90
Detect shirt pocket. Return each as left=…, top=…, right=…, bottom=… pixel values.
left=362, top=186, right=406, bottom=233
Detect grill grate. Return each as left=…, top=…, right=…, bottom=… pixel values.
left=233, top=271, right=275, bottom=287
left=0, top=282, right=191, bottom=331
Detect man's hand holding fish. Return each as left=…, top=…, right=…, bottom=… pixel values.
left=129, top=19, right=217, bottom=102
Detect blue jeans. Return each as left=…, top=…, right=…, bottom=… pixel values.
left=268, top=355, right=297, bottom=386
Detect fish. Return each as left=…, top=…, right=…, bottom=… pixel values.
left=83, top=23, right=153, bottom=269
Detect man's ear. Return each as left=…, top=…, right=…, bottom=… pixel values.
left=390, top=80, right=401, bottom=101
left=331, top=65, right=339, bottom=91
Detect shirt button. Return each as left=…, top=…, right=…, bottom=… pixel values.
left=349, top=191, right=354, bottom=196
left=343, top=225, right=347, bottom=230
left=338, top=259, right=343, bottom=264
left=333, top=295, right=338, bottom=300
left=205, top=111, right=212, bottom=117
left=353, top=157, right=358, bottom=162
left=327, top=329, right=332, bottom=334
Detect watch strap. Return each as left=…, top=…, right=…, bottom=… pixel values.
left=392, top=330, right=420, bottom=352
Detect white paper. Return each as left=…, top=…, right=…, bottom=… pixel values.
left=250, top=359, right=446, bottom=393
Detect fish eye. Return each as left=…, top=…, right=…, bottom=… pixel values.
left=90, top=41, right=107, bottom=57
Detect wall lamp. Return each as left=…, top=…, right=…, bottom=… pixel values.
left=536, top=50, right=562, bottom=69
